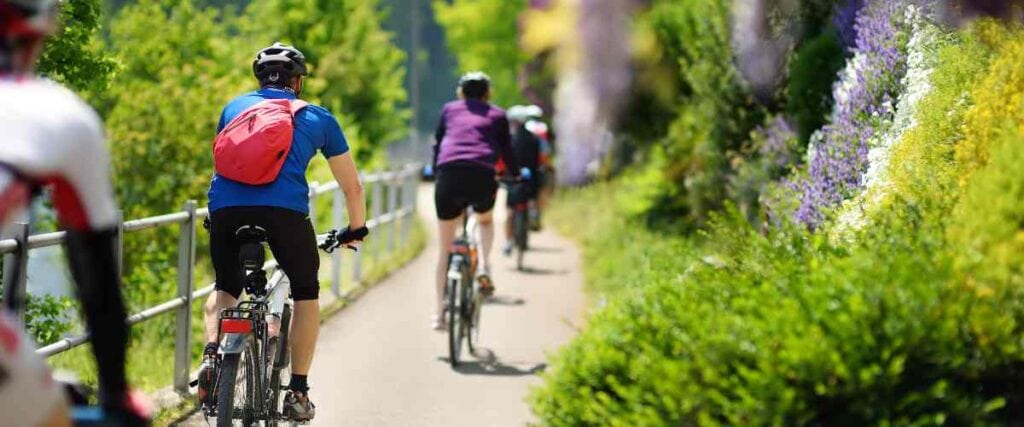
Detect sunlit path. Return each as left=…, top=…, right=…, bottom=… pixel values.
left=176, top=184, right=585, bottom=426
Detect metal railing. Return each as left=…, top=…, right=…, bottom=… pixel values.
left=0, top=164, right=422, bottom=394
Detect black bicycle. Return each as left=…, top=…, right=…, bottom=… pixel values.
left=505, top=180, right=532, bottom=271
left=207, top=226, right=355, bottom=426
left=445, top=209, right=483, bottom=367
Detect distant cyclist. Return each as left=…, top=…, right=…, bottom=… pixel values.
left=432, top=71, right=520, bottom=330
left=0, top=0, right=149, bottom=424
left=524, top=105, right=553, bottom=229
left=198, top=42, right=368, bottom=422
left=502, top=105, right=543, bottom=256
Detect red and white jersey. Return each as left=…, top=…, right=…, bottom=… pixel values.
left=0, top=77, right=118, bottom=230
left=0, top=312, right=64, bottom=426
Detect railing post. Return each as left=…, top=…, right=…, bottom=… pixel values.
left=387, top=171, right=398, bottom=255
left=401, top=168, right=412, bottom=246
left=410, top=165, right=418, bottom=214
left=352, top=246, right=363, bottom=287
left=331, top=189, right=344, bottom=298
left=2, top=223, right=30, bottom=323
left=173, top=201, right=197, bottom=395
left=371, top=177, right=383, bottom=258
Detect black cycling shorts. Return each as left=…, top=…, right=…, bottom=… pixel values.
left=434, top=165, right=498, bottom=220
left=506, top=176, right=540, bottom=207
left=209, top=206, right=320, bottom=301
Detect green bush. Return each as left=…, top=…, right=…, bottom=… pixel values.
left=22, top=294, right=75, bottom=345
left=785, top=30, right=846, bottom=145
left=535, top=185, right=1024, bottom=425
left=534, top=20, right=1024, bottom=427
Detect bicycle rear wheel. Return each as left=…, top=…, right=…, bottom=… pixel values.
left=268, top=303, right=292, bottom=426
left=514, top=209, right=529, bottom=270
left=216, top=342, right=259, bottom=427
left=466, top=264, right=482, bottom=354
left=447, top=279, right=462, bottom=366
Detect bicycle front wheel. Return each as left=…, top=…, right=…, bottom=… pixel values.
left=514, top=209, right=529, bottom=270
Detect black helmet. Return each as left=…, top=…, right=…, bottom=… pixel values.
left=458, top=71, right=491, bottom=99
left=0, top=0, right=60, bottom=39
left=252, top=42, right=308, bottom=85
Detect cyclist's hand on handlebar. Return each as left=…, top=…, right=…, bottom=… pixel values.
left=320, top=226, right=369, bottom=253
left=519, top=167, right=532, bottom=181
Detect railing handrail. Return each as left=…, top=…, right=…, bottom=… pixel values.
left=0, top=164, right=420, bottom=254
left=0, top=162, right=423, bottom=395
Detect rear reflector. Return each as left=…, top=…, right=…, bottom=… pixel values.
left=221, top=318, right=252, bottom=334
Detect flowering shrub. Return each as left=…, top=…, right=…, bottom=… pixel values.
left=835, top=5, right=942, bottom=231
left=792, top=0, right=924, bottom=227
left=535, top=182, right=1024, bottom=426
left=729, top=116, right=798, bottom=225
left=535, top=9, right=1024, bottom=427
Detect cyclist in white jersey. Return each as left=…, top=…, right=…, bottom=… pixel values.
left=0, top=0, right=149, bottom=424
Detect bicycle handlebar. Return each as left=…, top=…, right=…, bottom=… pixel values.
left=319, top=226, right=369, bottom=253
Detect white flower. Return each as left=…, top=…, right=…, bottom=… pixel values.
left=835, top=4, right=941, bottom=235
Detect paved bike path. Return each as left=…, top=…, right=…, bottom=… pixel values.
left=176, top=184, right=586, bottom=426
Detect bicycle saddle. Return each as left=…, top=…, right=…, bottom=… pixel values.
left=234, top=225, right=268, bottom=243
left=235, top=225, right=268, bottom=272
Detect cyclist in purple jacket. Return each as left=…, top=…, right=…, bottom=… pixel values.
left=431, top=72, right=519, bottom=330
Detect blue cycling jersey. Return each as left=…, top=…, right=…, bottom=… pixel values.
left=208, top=88, right=349, bottom=214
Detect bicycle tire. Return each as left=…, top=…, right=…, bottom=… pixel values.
left=447, top=258, right=463, bottom=367
left=268, top=303, right=292, bottom=425
left=246, top=340, right=263, bottom=426
left=465, top=262, right=482, bottom=354
left=215, top=353, right=238, bottom=427
left=514, top=209, right=528, bottom=270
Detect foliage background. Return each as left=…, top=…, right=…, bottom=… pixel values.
left=27, top=0, right=411, bottom=390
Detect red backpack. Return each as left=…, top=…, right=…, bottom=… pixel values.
left=213, top=99, right=309, bottom=185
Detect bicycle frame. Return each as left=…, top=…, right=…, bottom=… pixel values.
left=446, top=208, right=485, bottom=367
left=211, top=245, right=293, bottom=424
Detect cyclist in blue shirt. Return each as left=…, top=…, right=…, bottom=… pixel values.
left=199, top=42, right=368, bottom=422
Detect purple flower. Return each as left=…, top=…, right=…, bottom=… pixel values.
left=757, top=116, right=796, bottom=169
left=834, top=0, right=865, bottom=50
left=790, top=0, right=924, bottom=228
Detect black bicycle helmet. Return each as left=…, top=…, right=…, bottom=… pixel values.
left=458, top=71, right=491, bottom=99
left=252, top=42, right=308, bottom=85
left=0, top=0, right=60, bottom=39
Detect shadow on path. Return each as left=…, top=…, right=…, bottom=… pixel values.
left=484, top=295, right=526, bottom=306
left=513, top=266, right=568, bottom=276
left=167, top=405, right=202, bottom=426
left=437, top=348, right=547, bottom=377
left=526, top=246, right=564, bottom=254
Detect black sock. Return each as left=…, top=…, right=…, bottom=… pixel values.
left=204, top=342, right=219, bottom=356
left=64, top=228, right=129, bottom=403
left=289, top=374, right=309, bottom=393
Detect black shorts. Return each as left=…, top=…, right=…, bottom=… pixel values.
left=434, top=165, right=498, bottom=220
left=209, top=206, right=320, bottom=301
left=505, top=177, right=539, bottom=207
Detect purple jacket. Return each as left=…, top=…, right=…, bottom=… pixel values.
left=434, top=99, right=517, bottom=172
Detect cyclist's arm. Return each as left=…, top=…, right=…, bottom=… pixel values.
left=327, top=153, right=366, bottom=229
left=433, top=114, right=446, bottom=170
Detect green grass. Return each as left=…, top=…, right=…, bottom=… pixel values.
left=546, top=175, right=694, bottom=299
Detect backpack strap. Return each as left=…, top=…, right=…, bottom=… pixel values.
left=289, top=99, right=310, bottom=116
